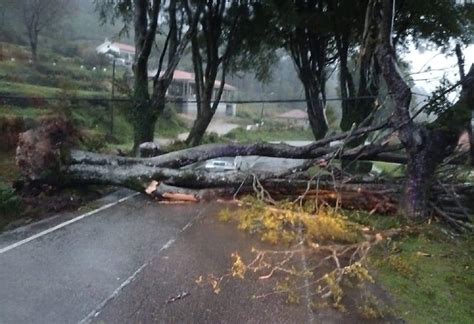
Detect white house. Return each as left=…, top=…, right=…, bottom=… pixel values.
left=148, top=69, right=237, bottom=117
left=96, top=40, right=135, bottom=65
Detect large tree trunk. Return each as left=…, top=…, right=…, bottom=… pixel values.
left=15, top=117, right=472, bottom=223
left=28, top=30, right=38, bottom=63
left=15, top=117, right=399, bottom=188
left=186, top=109, right=213, bottom=147
left=130, top=0, right=160, bottom=150
left=302, top=76, right=328, bottom=140
left=132, top=60, right=154, bottom=149
left=373, top=0, right=474, bottom=218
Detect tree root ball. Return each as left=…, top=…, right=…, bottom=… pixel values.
left=16, top=118, right=76, bottom=182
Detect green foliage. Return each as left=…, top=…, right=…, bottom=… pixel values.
left=357, top=293, right=393, bottom=319
left=80, top=129, right=107, bottom=151
left=155, top=105, right=188, bottom=138
left=343, top=210, right=405, bottom=231
left=224, top=124, right=314, bottom=143
left=0, top=181, right=22, bottom=217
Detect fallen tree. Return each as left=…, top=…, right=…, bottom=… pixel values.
left=15, top=112, right=473, bottom=230
left=16, top=117, right=397, bottom=191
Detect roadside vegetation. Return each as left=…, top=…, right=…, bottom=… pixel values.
left=212, top=196, right=473, bottom=323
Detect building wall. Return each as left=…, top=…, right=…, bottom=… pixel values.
left=178, top=102, right=236, bottom=117
left=167, top=79, right=237, bottom=117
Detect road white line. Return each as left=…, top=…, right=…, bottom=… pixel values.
left=79, top=262, right=148, bottom=324
left=79, top=237, right=178, bottom=323
left=79, top=206, right=208, bottom=323
left=0, top=192, right=140, bottom=255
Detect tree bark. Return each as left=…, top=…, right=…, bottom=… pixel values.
left=373, top=0, right=474, bottom=218
left=301, top=73, right=328, bottom=140
left=29, top=32, right=38, bottom=62
left=16, top=117, right=472, bottom=221
left=186, top=110, right=214, bottom=147
left=288, top=2, right=330, bottom=140
left=184, top=0, right=233, bottom=146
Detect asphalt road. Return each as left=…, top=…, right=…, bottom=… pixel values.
left=0, top=191, right=208, bottom=323
left=0, top=190, right=383, bottom=324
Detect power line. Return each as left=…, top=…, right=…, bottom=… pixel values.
left=0, top=90, right=442, bottom=107
left=0, top=94, right=404, bottom=104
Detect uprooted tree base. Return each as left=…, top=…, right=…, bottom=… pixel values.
left=15, top=117, right=473, bottom=231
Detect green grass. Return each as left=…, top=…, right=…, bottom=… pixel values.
left=0, top=105, right=52, bottom=118
left=366, top=224, right=473, bottom=323
left=223, top=125, right=314, bottom=142
left=0, top=150, right=19, bottom=183
left=344, top=210, right=406, bottom=230
left=372, top=161, right=405, bottom=177
left=0, top=81, right=108, bottom=98
left=343, top=211, right=473, bottom=323
left=0, top=151, right=22, bottom=231
left=0, top=181, right=23, bottom=231
left=155, top=108, right=188, bottom=138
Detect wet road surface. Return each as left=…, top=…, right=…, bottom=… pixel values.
left=0, top=190, right=376, bottom=324
left=0, top=193, right=210, bottom=323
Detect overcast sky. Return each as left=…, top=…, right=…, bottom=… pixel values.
left=404, top=43, right=474, bottom=95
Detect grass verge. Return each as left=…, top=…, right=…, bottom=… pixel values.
left=346, top=210, right=473, bottom=323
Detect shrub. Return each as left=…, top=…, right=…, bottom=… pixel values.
left=0, top=181, right=23, bottom=217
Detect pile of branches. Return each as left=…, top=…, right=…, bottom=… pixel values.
left=195, top=194, right=412, bottom=312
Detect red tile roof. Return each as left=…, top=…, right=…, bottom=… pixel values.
left=150, top=69, right=236, bottom=91
left=112, top=42, right=135, bottom=54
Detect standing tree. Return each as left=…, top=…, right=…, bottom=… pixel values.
left=329, top=0, right=469, bottom=140
left=184, top=0, right=275, bottom=146
left=96, top=0, right=202, bottom=149
left=20, top=0, right=72, bottom=62
left=372, top=0, right=474, bottom=218
left=184, top=0, right=242, bottom=146
left=275, top=0, right=334, bottom=140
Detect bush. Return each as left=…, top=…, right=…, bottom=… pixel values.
left=51, top=43, right=80, bottom=58
left=80, top=129, right=107, bottom=151
left=0, top=182, right=23, bottom=217
left=79, top=48, right=109, bottom=69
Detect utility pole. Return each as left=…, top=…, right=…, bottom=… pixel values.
left=109, top=59, right=116, bottom=137
left=259, top=84, right=265, bottom=126
left=0, top=6, right=4, bottom=61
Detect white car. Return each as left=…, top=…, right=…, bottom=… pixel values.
left=204, top=159, right=237, bottom=172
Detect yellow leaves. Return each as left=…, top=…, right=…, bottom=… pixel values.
left=323, top=272, right=344, bottom=306
left=195, top=275, right=204, bottom=285
left=302, top=212, right=358, bottom=244
left=344, top=262, right=374, bottom=284
left=231, top=252, right=247, bottom=279
left=217, top=208, right=232, bottom=222
left=195, top=275, right=222, bottom=294
left=211, top=279, right=221, bottom=294
left=261, top=230, right=280, bottom=244
left=231, top=196, right=360, bottom=246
